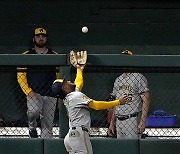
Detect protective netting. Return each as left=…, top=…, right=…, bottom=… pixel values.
left=80, top=66, right=180, bottom=139
left=0, top=66, right=179, bottom=139
left=0, top=67, right=59, bottom=138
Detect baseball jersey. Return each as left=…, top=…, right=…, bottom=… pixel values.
left=112, top=73, right=149, bottom=116
left=63, top=88, right=92, bottom=131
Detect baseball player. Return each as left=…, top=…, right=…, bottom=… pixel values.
left=52, top=60, right=130, bottom=154
left=107, top=50, right=150, bottom=139
left=17, top=27, right=60, bottom=138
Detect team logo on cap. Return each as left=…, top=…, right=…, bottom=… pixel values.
left=40, top=29, right=43, bottom=32
left=35, top=28, right=47, bottom=35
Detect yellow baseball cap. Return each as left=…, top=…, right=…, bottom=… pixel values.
left=121, top=50, right=133, bottom=55
left=34, top=28, right=47, bottom=36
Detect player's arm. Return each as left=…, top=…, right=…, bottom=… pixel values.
left=88, top=96, right=130, bottom=110
left=107, top=108, right=117, bottom=136
left=109, top=109, right=116, bottom=127
left=17, top=50, right=33, bottom=96
left=138, top=91, right=150, bottom=133
left=17, top=67, right=32, bottom=96
left=140, top=91, right=150, bottom=123
left=56, top=67, right=60, bottom=79
left=74, top=66, right=84, bottom=91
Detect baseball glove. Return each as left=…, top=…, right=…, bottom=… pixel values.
left=77, top=51, right=87, bottom=65
left=70, top=50, right=78, bottom=67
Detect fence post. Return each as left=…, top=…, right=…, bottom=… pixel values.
left=59, top=66, right=70, bottom=138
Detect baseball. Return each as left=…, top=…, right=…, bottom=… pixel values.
left=82, top=26, right=88, bottom=33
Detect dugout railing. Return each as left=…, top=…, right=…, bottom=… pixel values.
left=0, top=54, right=180, bottom=139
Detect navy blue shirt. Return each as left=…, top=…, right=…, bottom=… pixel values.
left=25, top=48, right=57, bottom=97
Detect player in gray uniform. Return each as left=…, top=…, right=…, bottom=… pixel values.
left=52, top=64, right=130, bottom=154
left=108, top=50, right=150, bottom=139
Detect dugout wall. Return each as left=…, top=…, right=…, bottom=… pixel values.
left=0, top=138, right=180, bottom=154
left=0, top=0, right=179, bottom=55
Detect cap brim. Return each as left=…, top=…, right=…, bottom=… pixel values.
left=34, top=33, right=47, bottom=36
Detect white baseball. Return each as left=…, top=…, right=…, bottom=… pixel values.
left=82, top=26, right=88, bottom=33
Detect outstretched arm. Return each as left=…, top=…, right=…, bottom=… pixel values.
left=88, top=96, right=130, bottom=110
left=74, top=66, right=85, bottom=91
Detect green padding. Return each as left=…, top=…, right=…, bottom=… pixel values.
left=140, top=139, right=180, bottom=154
left=88, top=55, right=180, bottom=67
left=44, top=139, right=67, bottom=154
left=44, top=138, right=138, bottom=154
left=0, top=139, right=43, bottom=154
left=0, top=54, right=66, bottom=66
left=91, top=138, right=139, bottom=154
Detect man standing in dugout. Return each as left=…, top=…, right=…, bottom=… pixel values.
left=107, top=50, right=150, bottom=139
left=17, top=27, right=60, bottom=138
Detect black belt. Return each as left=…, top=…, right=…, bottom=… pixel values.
left=72, top=127, right=88, bottom=132
left=116, top=112, right=140, bottom=121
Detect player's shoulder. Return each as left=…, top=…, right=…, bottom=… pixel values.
left=52, top=50, right=59, bottom=54
left=73, top=90, right=84, bottom=96
left=115, top=74, right=124, bottom=81
left=22, top=48, right=36, bottom=54
left=136, top=73, right=146, bottom=79
left=48, top=48, right=59, bottom=54
left=68, top=90, right=83, bottom=97
left=132, top=73, right=148, bottom=82
left=22, top=50, right=30, bottom=54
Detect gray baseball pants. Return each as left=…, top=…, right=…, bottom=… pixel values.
left=27, top=94, right=57, bottom=138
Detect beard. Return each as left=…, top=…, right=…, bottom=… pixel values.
left=34, top=40, right=47, bottom=48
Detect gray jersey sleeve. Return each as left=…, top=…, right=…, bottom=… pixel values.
left=112, top=77, right=119, bottom=97
left=137, top=74, right=149, bottom=94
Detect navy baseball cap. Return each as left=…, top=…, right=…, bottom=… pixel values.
left=52, top=79, right=66, bottom=99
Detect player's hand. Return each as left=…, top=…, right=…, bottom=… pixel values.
left=28, top=91, right=38, bottom=99
left=76, top=64, right=85, bottom=70
left=138, top=121, right=146, bottom=134
left=107, top=123, right=116, bottom=137
left=119, top=95, right=131, bottom=105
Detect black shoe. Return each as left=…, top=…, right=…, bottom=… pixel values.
left=29, top=129, right=38, bottom=138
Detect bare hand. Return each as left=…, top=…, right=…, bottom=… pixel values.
left=28, top=91, right=38, bottom=99
left=107, top=123, right=116, bottom=137
left=138, top=121, right=146, bottom=134
left=119, top=95, right=131, bottom=105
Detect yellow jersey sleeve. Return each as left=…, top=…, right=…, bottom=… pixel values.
left=88, top=100, right=120, bottom=110
left=17, top=68, right=32, bottom=95
left=74, top=68, right=83, bottom=91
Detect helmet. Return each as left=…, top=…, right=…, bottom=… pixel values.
left=52, top=79, right=66, bottom=99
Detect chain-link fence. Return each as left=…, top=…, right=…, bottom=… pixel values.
left=0, top=66, right=60, bottom=138
left=0, top=66, right=180, bottom=139
left=77, top=67, right=180, bottom=139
